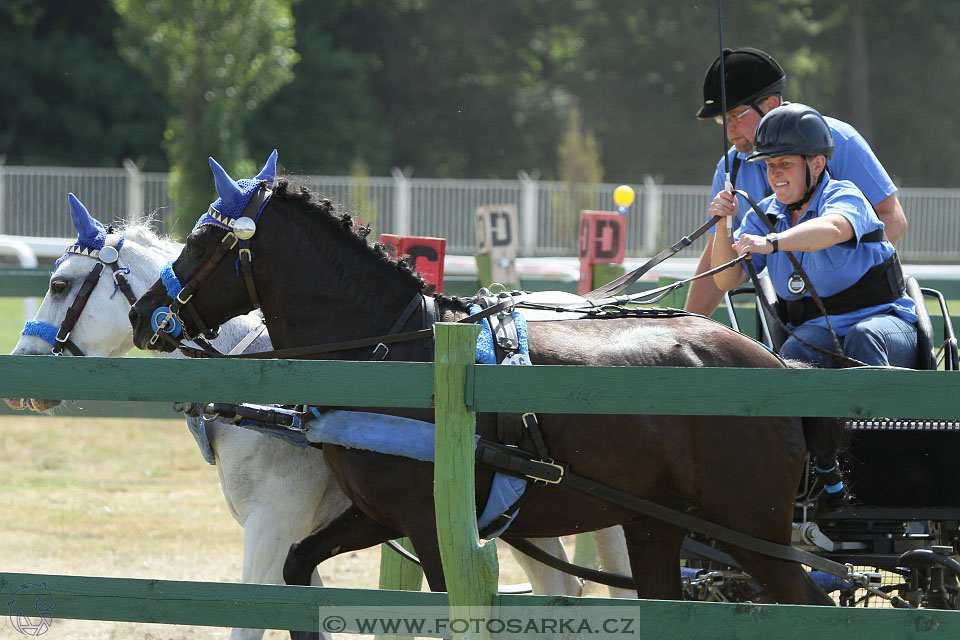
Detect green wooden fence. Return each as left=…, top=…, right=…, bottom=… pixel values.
left=1, top=327, right=959, bottom=637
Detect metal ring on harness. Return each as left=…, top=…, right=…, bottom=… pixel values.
left=150, top=306, right=183, bottom=339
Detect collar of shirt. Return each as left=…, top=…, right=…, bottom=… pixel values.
left=765, top=169, right=833, bottom=229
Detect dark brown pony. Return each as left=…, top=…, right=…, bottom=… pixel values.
left=129, top=167, right=839, bottom=615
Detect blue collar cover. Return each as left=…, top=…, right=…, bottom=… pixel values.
left=470, top=306, right=530, bottom=364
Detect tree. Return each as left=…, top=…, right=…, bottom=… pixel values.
left=245, top=2, right=391, bottom=176
left=112, top=0, right=298, bottom=236
left=0, top=0, right=169, bottom=168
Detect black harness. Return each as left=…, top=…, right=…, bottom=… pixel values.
left=53, top=234, right=138, bottom=356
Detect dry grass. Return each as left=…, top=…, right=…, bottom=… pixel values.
left=0, top=414, right=596, bottom=639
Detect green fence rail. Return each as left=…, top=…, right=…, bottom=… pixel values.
left=2, top=332, right=960, bottom=637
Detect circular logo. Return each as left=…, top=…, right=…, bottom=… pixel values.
left=8, top=582, right=56, bottom=636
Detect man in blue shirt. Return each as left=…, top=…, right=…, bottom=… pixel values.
left=684, top=47, right=907, bottom=318
left=709, top=103, right=918, bottom=369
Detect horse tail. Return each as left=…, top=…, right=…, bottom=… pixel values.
left=801, top=416, right=848, bottom=462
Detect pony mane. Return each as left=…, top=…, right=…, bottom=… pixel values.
left=271, top=179, right=427, bottom=290
left=115, top=219, right=182, bottom=254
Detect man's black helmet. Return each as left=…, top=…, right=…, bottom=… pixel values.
left=747, top=103, right=834, bottom=162
left=696, top=47, right=786, bottom=120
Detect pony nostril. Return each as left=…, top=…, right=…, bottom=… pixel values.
left=128, top=307, right=140, bottom=327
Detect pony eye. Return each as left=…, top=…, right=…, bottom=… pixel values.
left=50, top=280, right=68, bottom=294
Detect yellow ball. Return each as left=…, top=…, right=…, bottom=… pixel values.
left=613, top=185, right=635, bottom=208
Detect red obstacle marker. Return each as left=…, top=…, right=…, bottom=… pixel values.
left=380, top=234, right=446, bottom=295
left=577, top=211, right=626, bottom=295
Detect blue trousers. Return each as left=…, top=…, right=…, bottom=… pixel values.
left=779, top=314, right=919, bottom=368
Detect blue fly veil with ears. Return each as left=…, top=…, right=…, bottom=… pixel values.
left=194, top=149, right=278, bottom=230
left=160, top=149, right=278, bottom=303
left=24, top=194, right=128, bottom=347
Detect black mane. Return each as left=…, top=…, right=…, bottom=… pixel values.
left=272, top=179, right=427, bottom=290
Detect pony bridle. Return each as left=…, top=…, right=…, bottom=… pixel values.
left=29, top=234, right=138, bottom=356
left=148, top=183, right=270, bottom=351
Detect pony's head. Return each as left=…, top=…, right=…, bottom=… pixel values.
left=5, top=194, right=179, bottom=412
left=129, top=150, right=280, bottom=352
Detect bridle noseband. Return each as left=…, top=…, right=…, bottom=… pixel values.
left=148, top=183, right=271, bottom=351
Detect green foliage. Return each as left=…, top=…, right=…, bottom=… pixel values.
left=112, top=0, right=298, bottom=237
left=7, top=0, right=960, bottom=190
left=348, top=158, right=380, bottom=230
left=552, top=104, right=603, bottom=240
left=0, top=0, right=169, bottom=168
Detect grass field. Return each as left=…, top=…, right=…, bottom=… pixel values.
left=1, top=414, right=581, bottom=639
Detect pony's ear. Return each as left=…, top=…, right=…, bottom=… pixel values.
left=254, top=149, right=278, bottom=185
left=68, top=193, right=105, bottom=245
left=208, top=156, right=244, bottom=209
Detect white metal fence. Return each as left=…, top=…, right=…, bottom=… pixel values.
left=0, top=163, right=957, bottom=263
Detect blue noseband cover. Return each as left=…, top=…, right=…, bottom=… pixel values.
left=21, top=320, right=58, bottom=346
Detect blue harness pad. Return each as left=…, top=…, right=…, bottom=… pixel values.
left=305, top=410, right=527, bottom=538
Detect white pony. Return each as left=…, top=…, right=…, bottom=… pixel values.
left=4, top=195, right=633, bottom=638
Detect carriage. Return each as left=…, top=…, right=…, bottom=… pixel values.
left=703, top=273, right=960, bottom=608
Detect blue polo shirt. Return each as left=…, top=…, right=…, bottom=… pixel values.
left=735, top=173, right=916, bottom=334
left=709, top=115, right=898, bottom=233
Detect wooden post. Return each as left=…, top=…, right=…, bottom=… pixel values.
left=433, top=322, right=498, bottom=640
left=376, top=538, right=424, bottom=640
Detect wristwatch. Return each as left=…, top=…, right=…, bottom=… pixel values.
left=765, top=232, right=779, bottom=253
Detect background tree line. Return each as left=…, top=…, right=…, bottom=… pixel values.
left=2, top=0, right=958, bottom=228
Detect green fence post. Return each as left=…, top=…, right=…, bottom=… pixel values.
left=434, top=322, right=498, bottom=640
left=376, top=538, right=424, bottom=640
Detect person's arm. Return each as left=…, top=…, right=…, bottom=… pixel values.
left=874, top=193, right=906, bottom=244
left=683, top=234, right=728, bottom=316
left=708, top=190, right=749, bottom=291
left=736, top=214, right=855, bottom=255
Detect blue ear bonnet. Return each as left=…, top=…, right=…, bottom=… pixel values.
left=55, top=193, right=124, bottom=268
left=195, top=150, right=277, bottom=230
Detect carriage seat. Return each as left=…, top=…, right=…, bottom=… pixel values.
left=749, top=273, right=937, bottom=370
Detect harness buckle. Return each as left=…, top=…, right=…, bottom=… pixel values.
left=223, top=232, right=240, bottom=251
left=372, top=343, right=389, bottom=360
left=526, top=459, right=565, bottom=485
left=176, top=289, right=193, bottom=305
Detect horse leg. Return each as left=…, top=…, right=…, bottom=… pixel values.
left=231, top=511, right=326, bottom=640
left=592, top=526, right=637, bottom=598
left=283, top=505, right=399, bottom=640
left=723, top=549, right=835, bottom=605
left=621, top=519, right=687, bottom=600
left=507, top=538, right=583, bottom=596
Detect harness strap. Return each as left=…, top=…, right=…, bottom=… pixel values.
left=779, top=253, right=905, bottom=326
left=53, top=262, right=105, bottom=355
left=179, top=296, right=516, bottom=360
left=744, top=259, right=866, bottom=368
left=474, top=435, right=849, bottom=577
